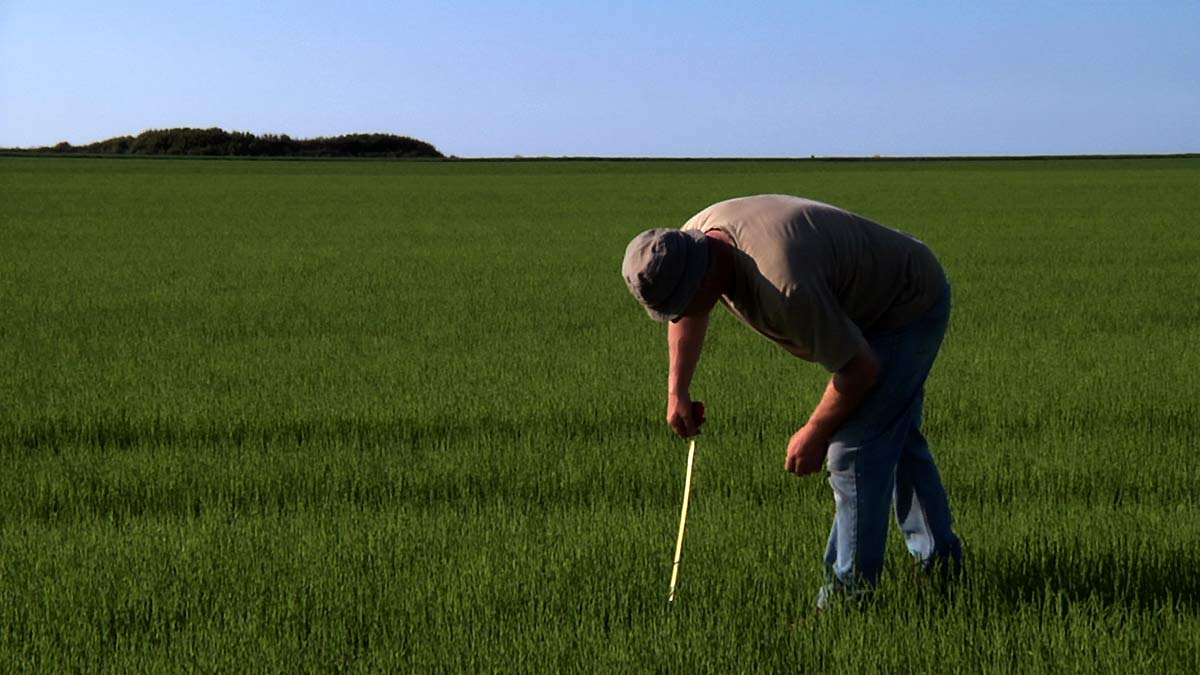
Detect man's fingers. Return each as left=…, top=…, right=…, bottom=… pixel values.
left=670, top=418, right=686, bottom=438
left=668, top=414, right=694, bottom=439
left=785, top=450, right=817, bottom=476
left=792, top=455, right=822, bottom=476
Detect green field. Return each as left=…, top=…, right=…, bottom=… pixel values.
left=2, top=156, right=1199, bottom=672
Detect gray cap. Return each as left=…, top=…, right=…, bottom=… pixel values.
left=621, top=228, right=710, bottom=322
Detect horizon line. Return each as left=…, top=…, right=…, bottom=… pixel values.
left=2, top=150, right=1198, bottom=162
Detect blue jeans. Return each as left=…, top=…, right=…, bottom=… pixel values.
left=819, top=285, right=961, bottom=607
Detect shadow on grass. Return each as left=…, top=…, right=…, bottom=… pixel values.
left=7, top=411, right=661, bottom=454
left=964, top=544, right=1200, bottom=611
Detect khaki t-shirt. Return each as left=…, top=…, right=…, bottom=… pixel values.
left=681, top=195, right=946, bottom=372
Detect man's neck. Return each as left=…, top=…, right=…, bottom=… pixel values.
left=705, top=230, right=737, bottom=297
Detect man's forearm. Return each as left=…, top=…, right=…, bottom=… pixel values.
left=668, top=313, right=710, bottom=395
left=805, top=348, right=881, bottom=437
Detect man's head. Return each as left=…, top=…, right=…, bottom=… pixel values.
left=621, top=228, right=711, bottom=322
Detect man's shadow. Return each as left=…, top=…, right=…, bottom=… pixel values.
left=965, top=543, right=1200, bottom=611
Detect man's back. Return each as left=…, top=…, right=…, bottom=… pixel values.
left=682, top=195, right=946, bottom=370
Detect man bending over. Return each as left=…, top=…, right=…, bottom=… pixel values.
left=621, top=194, right=963, bottom=607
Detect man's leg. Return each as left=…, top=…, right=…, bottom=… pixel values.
left=894, top=398, right=962, bottom=576
left=821, top=433, right=903, bottom=608
left=818, top=284, right=955, bottom=606
left=890, top=287, right=961, bottom=577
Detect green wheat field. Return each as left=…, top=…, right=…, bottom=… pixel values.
left=2, top=156, right=1198, bottom=673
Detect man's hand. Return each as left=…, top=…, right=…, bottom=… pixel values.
left=667, top=394, right=706, bottom=438
left=785, top=345, right=879, bottom=476
left=785, top=424, right=829, bottom=476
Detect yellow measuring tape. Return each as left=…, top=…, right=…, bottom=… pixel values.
left=668, top=438, right=697, bottom=603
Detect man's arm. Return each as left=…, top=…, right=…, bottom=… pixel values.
left=666, top=312, right=710, bottom=438
left=785, top=345, right=881, bottom=475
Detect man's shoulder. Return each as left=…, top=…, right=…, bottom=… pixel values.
left=692, top=194, right=815, bottom=220
left=682, top=194, right=822, bottom=237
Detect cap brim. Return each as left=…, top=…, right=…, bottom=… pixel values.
left=644, top=230, right=710, bottom=322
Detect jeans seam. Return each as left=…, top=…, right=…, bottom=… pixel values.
left=849, top=461, right=861, bottom=589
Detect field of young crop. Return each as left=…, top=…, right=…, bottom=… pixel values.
left=2, top=155, right=1198, bottom=672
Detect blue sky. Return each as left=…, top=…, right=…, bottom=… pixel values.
left=1, top=1, right=1196, bottom=157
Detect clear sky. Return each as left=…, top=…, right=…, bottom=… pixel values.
left=1, top=1, right=1196, bottom=157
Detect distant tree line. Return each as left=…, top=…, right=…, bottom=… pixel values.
left=33, top=127, right=444, bottom=158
